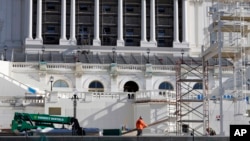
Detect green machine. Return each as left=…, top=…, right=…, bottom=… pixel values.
left=11, top=112, right=83, bottom=135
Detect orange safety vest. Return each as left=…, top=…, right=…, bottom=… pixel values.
left=136, top=119, right=147, bottom=129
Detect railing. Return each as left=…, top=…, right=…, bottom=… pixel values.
left=81, top=64, right=110, bottom=70
left=47, top=90, right=210, bottom=103
left=12, top=62, right=39, bottom=69
left=1, top=89, right=240, bottom=105
left=51, top=91, right=128, bottom=102
left=11, top=62, right=234, bottom=74
left=117, top=64, right=145, bottom=71
left=135, top=90, right=176, bottom=102
left=0, top=95, right=45, bottom=106
left=47, top=63, right=75, bottom=70
left=32, top=89, right=250, bottom=105
left=57, top=92, right=123, bottom=99
left=152, top=65, right=175, bottom=72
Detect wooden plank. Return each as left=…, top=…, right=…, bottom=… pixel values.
left=121, top=118, right=170, bottom=135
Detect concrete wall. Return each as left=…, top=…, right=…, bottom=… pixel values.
left=45, top=98, right=135, bottom=130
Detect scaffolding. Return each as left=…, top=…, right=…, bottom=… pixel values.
left=202, top=0, right=250, bottom=135
left=175, top=57, right=209, bottom=136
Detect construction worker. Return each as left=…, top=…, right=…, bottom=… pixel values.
left=136, top=116, right=147, bottom=136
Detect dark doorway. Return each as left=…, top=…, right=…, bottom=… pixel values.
left=124, top=81, right=139, bottom=92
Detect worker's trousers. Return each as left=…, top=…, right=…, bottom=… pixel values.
left=137, top=129, right=142, bottom=136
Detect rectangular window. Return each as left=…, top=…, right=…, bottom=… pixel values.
left=47, top=26, right=56, bottom=33
left=103, top=27, right=111, bottom=34
left=126, top=5, right=134, bottom=12
left=103, top=37, right=111, bottom=43
left=79, top=4, right=88, bottom=11
left=47, top=3, right=56, bottom=10
left=158, top=6, right=165, bottom=13
left=158, top=29, right=165, bottom=37
left=79, top=27, right=88, bottom=35
left=158, top=39, right=166, bottom=47
left=126, top=29, right=134, bottom=36
left=103, top=5, right=111, bottom=12
left=125, top=38, right=134, bottom=46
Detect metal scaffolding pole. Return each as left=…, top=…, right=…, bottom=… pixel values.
left=218, top=11, right=224, bottom=136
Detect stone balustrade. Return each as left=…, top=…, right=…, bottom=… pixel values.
left=47, top=89, right=247, bottom=103
left=11, top=62, right=234, bottom=74
left=46, top=90, right=206, bottom=103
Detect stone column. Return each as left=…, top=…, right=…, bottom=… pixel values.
left=59, top=0, right=68, bottom=45
left=70, top=0, right=76, bottom=45
left=140, top=0, right=147, bottom=46
left=149, top=0, right=156, bottom=47
left=93, top=0, right=101, bottom=46
left=35, top=0, right=42, bottom=42
left=182, top=0, right=188, bottom=43
left=116, top=0, right=124, bottom=47
left=25, top=0, right=33, bottom=44
left=173, top=0, right=179, bottom=43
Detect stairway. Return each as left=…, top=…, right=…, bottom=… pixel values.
left=0, top=72, right=45, bottom=95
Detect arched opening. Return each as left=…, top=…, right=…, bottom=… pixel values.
left=159, top=81, right=173, bottom=90
left=88, top=81, right=104, bottom=92
left=124, top=81, right=139, bottom=92
left=158, top=81, right=173, bottom=96
left=193, top=82, right=203, bottom=89
left=124, top=81, right=139, bottom=99
left=53, top=80, right=69, bottom=87
left=193, top=82, right=203, bottom=100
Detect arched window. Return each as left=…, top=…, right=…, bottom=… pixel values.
left=193, top=82, right=203, bottom=89
left=89, top=81, right=104, bottom=92
left=159, top=82, right=173, bottom=90
left=53, top=80, right=69, bottom=87
left=159, top=82, right=173, bottom=96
